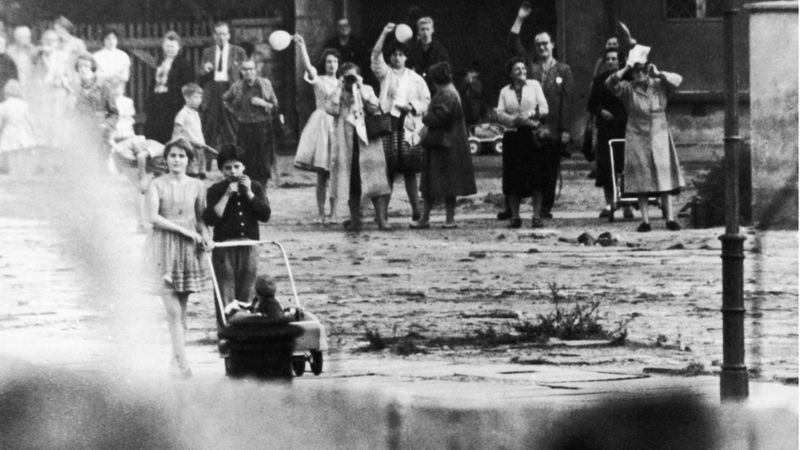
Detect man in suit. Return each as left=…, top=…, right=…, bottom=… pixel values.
left=199, top=22, right=247, bottom=154
left=507, top=5, right=574, bottom=220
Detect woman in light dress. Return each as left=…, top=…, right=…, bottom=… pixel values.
left=145, top=138, right=211, bottom=377
left=292, top=34, right=340, bottom=225
left=0, top=80, right=37, bottom=174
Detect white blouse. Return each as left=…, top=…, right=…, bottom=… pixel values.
left=495, top=80, right=548, bottom=128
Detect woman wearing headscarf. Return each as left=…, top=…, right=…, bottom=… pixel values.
left=415, top=61, right=476, bottom=229
left=144, top=31, right=194, bottom=144
left=606, top=56, right=685, bottom=232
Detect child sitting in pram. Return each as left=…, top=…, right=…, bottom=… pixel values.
left=224, top=275, right=295, bottom=321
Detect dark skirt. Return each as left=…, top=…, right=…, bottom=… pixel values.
left=595, top=121, right=626, bottom=190
left=502, top=128, right=550, bottom=196
left=382, top=114, right=421, bottom=176
left=237, top=120, right=275, bottom=187
left=144, top=92, right=183, bottom=144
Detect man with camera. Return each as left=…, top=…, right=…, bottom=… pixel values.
left=203, top=144, right=271, bottom=330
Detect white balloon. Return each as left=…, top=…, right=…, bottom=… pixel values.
left=394, top=24, right=413, bottom=43
left=268, top=30, right=292, bottom=51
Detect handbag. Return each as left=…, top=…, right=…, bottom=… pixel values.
left=420, top=126, right=451, bottom=150
left=365, top=113, right=392, bottom=139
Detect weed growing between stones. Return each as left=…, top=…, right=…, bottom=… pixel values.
left=514, top=283, right=633, bottom=343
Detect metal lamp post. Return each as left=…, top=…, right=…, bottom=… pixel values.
left=719, top=0, right=748, bottom=400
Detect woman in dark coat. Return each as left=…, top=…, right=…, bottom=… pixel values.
left=587, top=48, right=631, bottom=219
left=144, top=31, right=194, bottom=144
left=414, top=62, right=476, bottom=228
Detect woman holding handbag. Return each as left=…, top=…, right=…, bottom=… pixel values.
left=371, top=23, right=431, bottom=224
left=414, top=62, right=476, bottom=229
left=495, top=56, right=548, bottom=228
left=326, top=62, right=391, bottom=231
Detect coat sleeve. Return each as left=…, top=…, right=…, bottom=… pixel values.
left=409, top=75, right=431, bottom=116
left=558, top=65, right=574, bottom=134
left=202, top=182, right=223, bottom=226
left=422, top=92, right=455, bottom=129
left=248, top=182, right=271, bottom=222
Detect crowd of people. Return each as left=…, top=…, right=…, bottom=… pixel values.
left=0, top=5, right=686, bottom=376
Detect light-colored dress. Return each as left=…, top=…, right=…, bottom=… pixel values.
left=146, top=176, right=207, bottom=293
left=294, top=73, right=337, bottom=173
left=607, top=71, right=685, bottom=195
left=326, top=83, right=391, bottom=207
left=0, top=97, right=37, bottom=152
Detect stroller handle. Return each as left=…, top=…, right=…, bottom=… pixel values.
left=207, top=240, right=302, bottom=328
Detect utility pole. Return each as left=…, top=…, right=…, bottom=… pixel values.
left=720, top=0, right=748, bottom=400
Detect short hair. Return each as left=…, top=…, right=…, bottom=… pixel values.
left=75, top=53, right=97, bottom=72
left=163, top=31, right=181, bottom=45
left=216, top=143, right=245, bottom=169
left=164, top=137, right=195, bottom=162
left=254, top=275, right=277, bottom=297
left=336, top=62, right=359, bottom=78
left=101, top=27, right=119, bottom=40
left=214, top=21, right=229, bottom=31
left=428, top=61, right=451, bottom=85
left=505, top=56, right=527, bottom=78
left=604, top=48, right=620, bottom=59
left=181, top=82, right=202, bottom=97
left=318, top=47, right=341, bottom=68
left=386, top=41, right=408, bottom=57
left=417, top=16, right=434, bottom=28
left=54, top=16, right=75, bottom=33
left=534, top=31, right=553, bottom=43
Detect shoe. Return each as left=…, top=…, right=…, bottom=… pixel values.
left=599, top=208, right=612, bottom=219
left=409, top=221, right=430, bottom=229
left=497, top=209, right=512, bottom=220
left=531, top=217, right=544, bottom=228
left=587, top=169, right=597, bottom=179
left=636, top=222, right=652, bottom=232
left=623, top=206, right=634, bottom=219
left=666, top=220, right=681, bottom=231
left=541, top=212, right=553, bottom=219
left=411, top=212, right=421, bottom=222
left=441, top=222, right=458, bottom=229
left=507, top=218, right=522, bottom=229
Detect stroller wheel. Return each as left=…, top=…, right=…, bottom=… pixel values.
left=310, top=350, right=323, bottom=376
left=292, top=357, right=306, bottom=376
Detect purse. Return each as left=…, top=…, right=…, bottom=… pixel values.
left=420, top=126, right=451, bottom=150
left=365, top=113, right=392, bottom=139
left=581, top=116, right=596, bottom=162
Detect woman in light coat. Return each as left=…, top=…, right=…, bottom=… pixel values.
left=606, top=61, right=684, bottom=232
left=326, top=62, right=391, bottom=231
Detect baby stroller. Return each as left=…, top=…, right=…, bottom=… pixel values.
left=607, top=139, right=662, bottom=222
left=208, top=240, right=328, bottom=379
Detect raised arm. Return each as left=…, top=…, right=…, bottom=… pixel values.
left=649, top=64, right=682, bottom=91
left=605, top=66, right=629, bottom=97
left=371, top=23, right=395, bottom=81
left=294, top=34, right=318, bottom=81
left=507, top=2, right=532, bottom=57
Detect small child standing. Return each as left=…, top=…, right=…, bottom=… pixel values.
left=0, top=80, right=38, bottom=175
left=172, top=83, right=210, bottom=178
left=106, top=77, right=136, bottom=143
left=203, top=144, right=271, bottom=330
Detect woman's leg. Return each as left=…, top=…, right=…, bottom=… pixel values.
left=316, top=172, right=328, bottom=224
left=531, top=191, right=543, bottom=219
left=161, top=291, right=190, bottom=374
left=444, top=197, right=456, bottom=225
left=639, top=196, right=650, bottom=223
left=372, top=195, right=390, bottom=229
left=347, top=196, right=362, bottom=230
left=404, top=173, right=421, bottom=220
left=418, top=194, right=433, bottom=225
left=662, top=193, right=675, bottom=221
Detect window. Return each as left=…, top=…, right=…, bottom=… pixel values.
left=665, top=0, right=726, bottom=19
